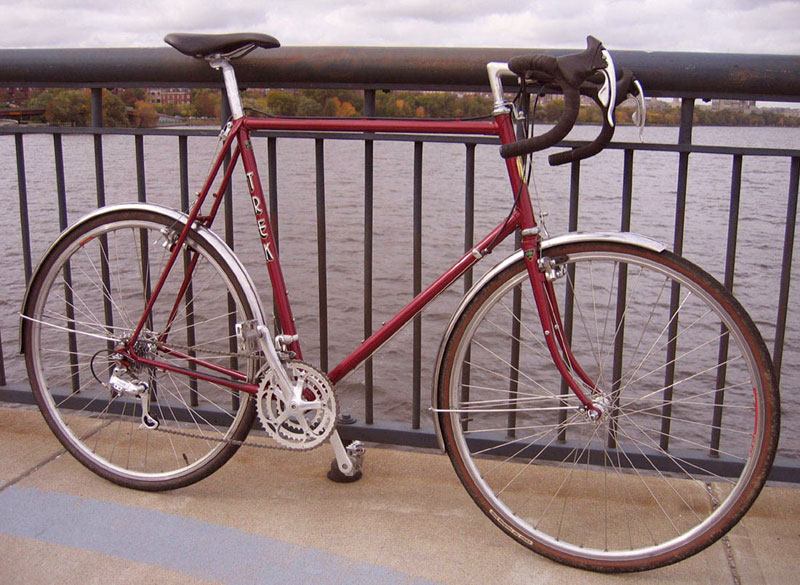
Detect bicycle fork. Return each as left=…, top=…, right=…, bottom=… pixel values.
left=522, top=239, right=605, bottom=419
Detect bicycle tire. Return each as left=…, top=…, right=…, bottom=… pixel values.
left=23, top=206, right=260, bottom=491
left=436, top=240, right=779, bottom=572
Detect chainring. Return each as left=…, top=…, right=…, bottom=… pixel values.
left=255, top=360, right=337, bottom=450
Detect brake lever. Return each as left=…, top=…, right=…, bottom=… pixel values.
left=597, top=48, right=617, bottom=128
left=631, top=78, right=646, bottom=141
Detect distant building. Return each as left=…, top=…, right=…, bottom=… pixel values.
left=711, top=99, right=757, bottom=112
left=147, top=88, right=192, bottom=105
left=0, top=87, right=32, bottom=103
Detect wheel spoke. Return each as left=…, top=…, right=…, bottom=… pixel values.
left=24, top=210, right=257, bottom=489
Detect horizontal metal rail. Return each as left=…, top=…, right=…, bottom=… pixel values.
left=0, top=45, right=798, bottom=100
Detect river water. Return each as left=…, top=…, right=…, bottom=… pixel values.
left=1, top=124, right=798, bottom=460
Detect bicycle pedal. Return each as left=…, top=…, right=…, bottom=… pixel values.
left=328, top=440, right=365, bottom=483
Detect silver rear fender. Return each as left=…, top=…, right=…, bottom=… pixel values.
left=20, top=203, right=267, bottom=352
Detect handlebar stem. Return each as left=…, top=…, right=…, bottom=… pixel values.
left=487, top=62, right=515, bottom=115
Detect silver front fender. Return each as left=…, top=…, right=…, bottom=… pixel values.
left=429, top=231, right=667, bottom=452
left=20, top=203, right=268, bottom=352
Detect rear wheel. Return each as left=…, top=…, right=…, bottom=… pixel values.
left=23, top=207, right=259, bottom=490
left=437, top=241, right=779, bottom=572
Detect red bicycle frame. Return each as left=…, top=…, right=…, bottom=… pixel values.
left=123, top=91, right=598, bottom=411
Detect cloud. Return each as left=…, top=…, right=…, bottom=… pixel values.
left=0, top=0, right=268, bottom=47
left=0, top=0, right=797, bottom=54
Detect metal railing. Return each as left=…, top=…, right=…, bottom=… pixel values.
left=0, top=45, right=798, bottom=482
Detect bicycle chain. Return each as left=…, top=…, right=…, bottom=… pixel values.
left=137, top=339, right=328, bottom=451
left=153, top=340, right=258, bottom=361
left=152, top=422, right=327, bottom=452
left=146, top=347, right=326, bottom=452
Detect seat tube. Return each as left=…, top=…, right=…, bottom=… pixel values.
left=237, top=125, right=302, bottom=359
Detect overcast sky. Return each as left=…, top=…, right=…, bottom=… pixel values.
left=0, top=0, right=798, bottom=54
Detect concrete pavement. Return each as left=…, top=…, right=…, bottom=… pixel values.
left=1, top=405, right=798, bottom=585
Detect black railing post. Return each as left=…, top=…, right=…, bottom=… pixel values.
left=773, top=156, right=800, bottom=384
left=710, top=154, right=744, bottom=455
left=459, top=143, right=476, bottom=431
left=608, top=149, right=636, bottom=449
left=91, top=87, right=114, bottom=355
left=15, top=133, right=32, bottom=283
left=135, top=134, right=147, bottom=203
left=0, top=328, right=5, bottom=386
left=558, top=159, right=582, bottom=439
left=364, top=89, right=376, bottom=424
left=90, top=88, right=103, bottom=129
left=315, top=139, right=329, bottom=372
left=10, top=132, right=31, bottom=387
left=660, top=98, right=695, bottom=451
left=178, top=135, right=199, bottom=406
left=53, top=133, right=80, bottom=394
left=267, top=136, right=282, bottom=333
left=412, top=141, right=423, bottom=429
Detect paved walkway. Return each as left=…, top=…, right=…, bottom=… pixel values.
left=1, top=405, right=798, bottom=585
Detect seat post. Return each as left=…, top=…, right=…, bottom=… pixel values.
left=209, top=57, right=244, bottom=119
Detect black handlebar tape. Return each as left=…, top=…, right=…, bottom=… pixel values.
left=508, top=54, right=558, bottom=78
left=546, top=69, right=633, bottom=166
left=548, top=116, right=614, bottom=166
left=499, top=85, right=580, bottom=159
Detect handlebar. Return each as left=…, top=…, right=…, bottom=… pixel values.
left=498, top=36, right=643, bottom=165
left=547, top=67, right=636, bottom=166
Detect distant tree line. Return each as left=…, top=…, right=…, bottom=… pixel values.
left=527, top=97, right=800, bottom=127
left=242, top=88, right=494, bottom=119
left=245, top=90, right=799, bottom=127
left=2, top=87, right=797, bottom=128
left=0, top=88, right=222, bottom=127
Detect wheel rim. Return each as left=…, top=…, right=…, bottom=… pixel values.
left=443, top=246, right=773, bottom=567
left=27, top=215, right=255, bottom=484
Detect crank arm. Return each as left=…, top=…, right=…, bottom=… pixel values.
left=330, top=431, right=365, bottom=478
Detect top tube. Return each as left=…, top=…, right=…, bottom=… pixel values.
left=242, top=116, right=501, bottom=137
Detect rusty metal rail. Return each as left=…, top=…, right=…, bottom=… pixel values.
left=0, top=45, right=798, bottom=101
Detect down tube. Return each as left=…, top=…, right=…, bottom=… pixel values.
left=327, top=215, right=519, bottom=385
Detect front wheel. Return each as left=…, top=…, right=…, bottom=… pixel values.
left=23, top=207, right=260, bottom=491
left=437, top=241, right=779, bottom=572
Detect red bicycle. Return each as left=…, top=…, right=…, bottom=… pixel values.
left=20, top=32, right=780, bottom=572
